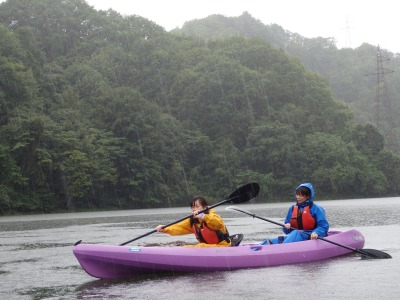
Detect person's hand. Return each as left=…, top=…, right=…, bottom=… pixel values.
left=156, top=225, right=165, bottom=232
left=310, top=232, right=318, bottom=239
left=284, top=223, right=291, bottom=230
left=193, top=210, right=205, bottom=219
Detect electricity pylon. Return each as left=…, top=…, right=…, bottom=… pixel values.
left=372, top=46, right=398, bottom=152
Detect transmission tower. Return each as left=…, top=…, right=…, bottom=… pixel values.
left=344, top=16, right=352, bottom=48
left=367, top=46, right=398, bottom=152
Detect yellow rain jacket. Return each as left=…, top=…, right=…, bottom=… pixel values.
left=162, top=209, right=231, bottom=247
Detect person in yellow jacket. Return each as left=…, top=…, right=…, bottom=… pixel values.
left=156, top=196, right=232, bottom=247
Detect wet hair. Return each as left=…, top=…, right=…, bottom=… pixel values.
left=295, top=186, right=311, bottom=197
left=190, top=196, right=208, bottom=208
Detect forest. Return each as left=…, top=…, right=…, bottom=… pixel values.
left=1, top=0, right=400, bottom=214
left=176, top=12, right=400, bottom=148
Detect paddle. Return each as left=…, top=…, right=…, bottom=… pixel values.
left=226, top=206, right=391, bottom=259
left=119, top=182, right=260, bottom=246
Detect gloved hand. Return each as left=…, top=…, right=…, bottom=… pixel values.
left=194, top=212, right=205, bottom=219
left=156, top=225, right=165, bottom=232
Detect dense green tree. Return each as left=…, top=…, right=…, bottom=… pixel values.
left=0, top=145, right=28, bottom=212
left=0, top=56, right=37, bottom=125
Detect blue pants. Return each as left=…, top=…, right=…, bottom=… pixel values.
left=260, top=230, right=309, bottom=245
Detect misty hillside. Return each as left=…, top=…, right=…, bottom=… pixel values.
left=1, top=0, right=400, bottom=214
left=173, top=12, right=400, bottom=152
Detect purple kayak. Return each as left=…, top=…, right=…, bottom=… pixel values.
left=73, top=229, right=365, bottom=279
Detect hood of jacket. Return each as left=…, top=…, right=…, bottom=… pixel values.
left=295, top=183, right=315, bottom=208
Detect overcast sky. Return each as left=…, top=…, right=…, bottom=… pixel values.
left=85, top=0, right=399, bottom=54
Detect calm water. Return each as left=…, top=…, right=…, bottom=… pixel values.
left=0, top=198, right=399, bottom=299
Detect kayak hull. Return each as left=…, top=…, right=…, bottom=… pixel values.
left=73, top=229, right=365, bottom=279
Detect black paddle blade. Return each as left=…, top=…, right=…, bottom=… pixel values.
left=358, top=248, right=392, bottom=259
left=227, top=182, right=260, bottom=204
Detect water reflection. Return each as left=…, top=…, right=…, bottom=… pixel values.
left=75, top=271, right=209, bottom=299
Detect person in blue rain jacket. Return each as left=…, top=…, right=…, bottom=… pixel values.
left=261, top=183, right=329, bottom=244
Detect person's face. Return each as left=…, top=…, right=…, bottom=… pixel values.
left=296, top=193, right=309, bottom=204
left=191, top=200, right=206, bottom=212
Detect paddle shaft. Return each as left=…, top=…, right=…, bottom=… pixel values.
left=120, top=196, right=241, bottom=246
left=119, top=205, right=211, bottom=246
left=227, top=206, right=391, bottom=259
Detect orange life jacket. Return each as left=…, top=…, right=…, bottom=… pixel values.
left=290, top=204, right=316, bottom=230
left=191, top=220, right=230, bottom=244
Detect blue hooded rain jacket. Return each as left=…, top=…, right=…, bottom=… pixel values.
left=261, top=183, right=329, bottom=244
